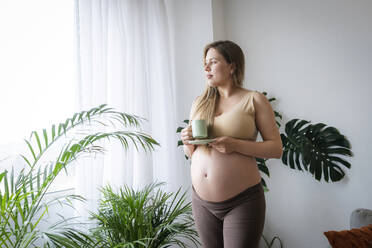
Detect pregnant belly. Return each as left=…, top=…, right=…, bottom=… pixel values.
left=191, top=146, right=262, bottom=202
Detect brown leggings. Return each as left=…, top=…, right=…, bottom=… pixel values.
left=192, top=183, right=266, bottom=248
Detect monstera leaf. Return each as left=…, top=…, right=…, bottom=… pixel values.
left=281, top=119, right=353, bottom=182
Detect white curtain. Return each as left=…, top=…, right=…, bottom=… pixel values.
left=74, top=0, right=185, bottom=215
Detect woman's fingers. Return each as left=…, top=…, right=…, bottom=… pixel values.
left=181, top=126, right=193, bottom=144
left=182, top=134, right=193, bottom=141
left=182, top=126, right=192, bottom=136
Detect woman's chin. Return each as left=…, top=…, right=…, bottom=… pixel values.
left=207, top=80, right=220, bottom=87
left=207, top=79, right=234, bottom=88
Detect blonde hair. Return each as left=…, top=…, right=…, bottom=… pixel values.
left=191, top=40, right=245, bottom=126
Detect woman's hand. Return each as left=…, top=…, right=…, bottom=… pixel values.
left=208, top=136, right=236, bottom=154
left=180, top=124, right=194, bottom=145
left=181, top=124, right=196, bottom=158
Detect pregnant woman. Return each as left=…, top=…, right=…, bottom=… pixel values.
left=180, top=40, right=283, bottom=248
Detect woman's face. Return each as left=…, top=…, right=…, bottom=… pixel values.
left=204, top=48, right=234, bottom=87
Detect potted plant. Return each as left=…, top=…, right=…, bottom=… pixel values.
left=46, top=182, right=200, bottom=248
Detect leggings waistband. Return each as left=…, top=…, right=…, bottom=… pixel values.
left=192, top=182, right=264, bottom=208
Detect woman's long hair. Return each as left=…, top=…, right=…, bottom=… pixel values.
left=191, top=40, right=245, bottom=126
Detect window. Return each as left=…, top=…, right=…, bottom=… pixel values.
left=0, top=0, right=75, bottom=145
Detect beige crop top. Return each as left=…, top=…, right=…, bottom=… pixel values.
left=191, top=91, right=258, bottom=141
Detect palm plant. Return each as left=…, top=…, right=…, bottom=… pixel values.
left=45, top=182, right=200, bottom=248
left=0, top=104, right=159, bottom=248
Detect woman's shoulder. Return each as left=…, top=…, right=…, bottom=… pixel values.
left=239, top=89, right=269, bottom=109
left=247, top=90, right=271, bottom=110
left=239, top=88, right=260, bottom=97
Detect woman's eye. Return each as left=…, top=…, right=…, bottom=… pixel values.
left=204, top=61, right=217, bottom=66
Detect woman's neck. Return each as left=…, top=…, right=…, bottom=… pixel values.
left=217, top=85, right=242, bottom=99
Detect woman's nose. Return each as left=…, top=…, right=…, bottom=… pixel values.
left=204, top=64, right=210, bottom=71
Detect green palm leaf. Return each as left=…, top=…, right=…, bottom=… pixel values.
left=281, top=119, right=353, bottom=182
left=22, top=104, right=146, bottom=170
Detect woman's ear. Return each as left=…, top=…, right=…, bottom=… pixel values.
left=230, top=63, right=236, bottom=74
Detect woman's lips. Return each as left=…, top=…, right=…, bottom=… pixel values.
left=207, top=75, right=213, bottom=79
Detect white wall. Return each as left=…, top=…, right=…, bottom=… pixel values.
left=211, top=0, right=225, bottom=40
left=221, top=0, right=372, bottom=247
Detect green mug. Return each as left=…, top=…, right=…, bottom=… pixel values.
left=192, top=119, right=208, bottom=139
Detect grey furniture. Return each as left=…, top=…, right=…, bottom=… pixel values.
left=350, top=208, right=372, bottom=229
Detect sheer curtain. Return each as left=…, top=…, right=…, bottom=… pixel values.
left=74, top=0, right=185, bottom=214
